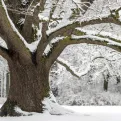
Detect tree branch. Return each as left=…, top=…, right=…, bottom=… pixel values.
left=36, top=0, right=95, bottom=64
left=70, top=35, right=121, bottom=53
left=48, top=7, right=121, bottom=44
left=45, top=37, right=69, bottom=68
left=56, top=58, right=80, bottom=79
left=21, top=0, right=41, bottom=43
left=0, top=0, right=31, bottom=61
left=0, top=46, right=10, bottom=61
left=36, top=22, right=48, bottom=63
left=80, top=15, right=121, bottom=27
left=56, top=55, right=116, bottom=79
left=46, top=31, right=121, bottom=69
left=47, top=0, right=95, bottom=42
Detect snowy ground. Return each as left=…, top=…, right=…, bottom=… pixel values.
left=1, top=104, right=121, bottom=121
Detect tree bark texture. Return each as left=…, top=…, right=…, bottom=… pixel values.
left=0, top=54, right=50, bottom=116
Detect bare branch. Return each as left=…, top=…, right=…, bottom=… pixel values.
left=6, top=8, right=33, bottom=16
left=40, top=0, right=46, bottom=11
left=56, top=59, right=80, bottom=79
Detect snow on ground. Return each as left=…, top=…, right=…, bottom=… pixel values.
left=1, top=104, right=121, bottom=121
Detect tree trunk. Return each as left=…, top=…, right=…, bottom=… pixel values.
left=0, top=57, right=50, bottom=116
left=104, top=79, right=108, bottom=91
left=103, top=74, right=109, bottom=92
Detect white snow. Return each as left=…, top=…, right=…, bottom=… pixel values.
left=38, top=0, right=53, bottom=21
left=21, top=0, right=28, bottom=6
left=46, top=21, right=74, bottom=35
left=63, top=106, right=121, bottom=114
left=44, top=36, right=65, bottom=55
left=38, top=14, right=49, bottom=21
left=0, top=37, right=8, bottom=49
left=119, top=10, right=121, bottom=21
left=1, top=104, right=121, bottom=121
left=42, top=91, right=72, bottom=115
left=76, top=28, right=121, bottom=41
left=17, top=18, right=25, bottom=26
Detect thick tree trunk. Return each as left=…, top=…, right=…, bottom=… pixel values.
left=0, top=57, right=50, bottom=116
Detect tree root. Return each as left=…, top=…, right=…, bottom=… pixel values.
left=0, top=99, right=22, bottom=116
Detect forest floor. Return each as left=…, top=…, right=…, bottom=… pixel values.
left=0, top=104, right=121, bottom=121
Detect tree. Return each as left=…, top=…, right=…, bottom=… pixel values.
left=0, top=0, right=121, bottom=116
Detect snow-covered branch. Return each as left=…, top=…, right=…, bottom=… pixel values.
left=47, top=6, right=121, bottom=40
left=56, top=57, right=92, bottom=79
left=75, top=28, right=121, bottom=45
left=91, top=55, right=120, bottom=82
left=56, top=58, right=80, bottom=79
left=80, top=14, right=121, bottom=27
left=56, top=55, right=115, bottom=80
left=71, top=34, right=121, bottom=52
left=0, top=0, right=31, bottom=60
left=72, top=0, right=94, bottom=14
left=46, top=27, right=121, bottom=67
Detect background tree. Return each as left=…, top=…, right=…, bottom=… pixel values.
left=0, top=0, right=121, bottom=116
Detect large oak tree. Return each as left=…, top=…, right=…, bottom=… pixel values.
left=0, top=0, right=121, bottom=116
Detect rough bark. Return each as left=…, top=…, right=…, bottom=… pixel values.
left=0, top=54, right=50, bottom=116
left=0, top=0, right=51, bottom=116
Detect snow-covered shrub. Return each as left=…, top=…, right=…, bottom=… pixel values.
left=57, top=91, right=121, bottom=106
